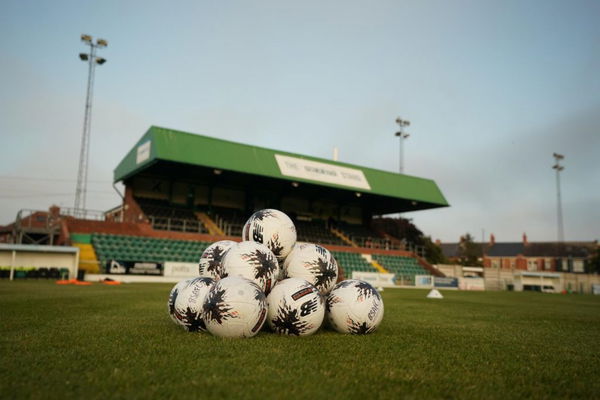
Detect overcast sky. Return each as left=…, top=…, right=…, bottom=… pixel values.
left=1, top=0, right=598, bottom=243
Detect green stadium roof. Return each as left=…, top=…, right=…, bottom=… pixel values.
left=114, top=126, right=448, bottom=213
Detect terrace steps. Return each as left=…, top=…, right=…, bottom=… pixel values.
left=196, top=212, right=224, bottom=236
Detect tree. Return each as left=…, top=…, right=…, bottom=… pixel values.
left=372, top=217, right=447, bottom=264
left=457, top=233, right=483, bottom=266
left=588, top=246, right=600, bottom=274
left=423, top=236, right=448, bottom=265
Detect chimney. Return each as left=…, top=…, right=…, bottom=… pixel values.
left=523, top=233, right=528, bottom=245
left=435, top=239, right=441, bottom=246
left=490, top=233, right=495, bottom=246
left=49, top=205, right=61, bottom=218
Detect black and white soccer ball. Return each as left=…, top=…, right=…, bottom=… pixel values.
left=221, top=241, right=279, bottom=294
left=173, top=277, right=215, bottom=332
left=198, top=240, right=237, bottom=279
left=267, top=278, right=325, bottom=336
left=167, top=278, right=197, bottom=326
left=242, top=209, right=296, bottom=263
left=326, top=279, right=384, bottom=335
left=284, top=243, right=338, bottom=295
left=202, top=276, right=268, bottom=338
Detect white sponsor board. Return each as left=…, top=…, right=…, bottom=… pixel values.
left=275, top=154, right=371, bottom=190
left=351, top=271, right=396, bottom=288
left=415, top=275, right=433, bottom=288
left=136, top=141, right=151, bottom=164
left=164, top=262, right=198, bottom=278
left=459, top=277, right=485, bottom=291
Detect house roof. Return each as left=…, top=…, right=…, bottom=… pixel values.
left=440, top=240, right=597, bottom=259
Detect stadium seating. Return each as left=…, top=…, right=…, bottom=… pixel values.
left=331, top=251, right=377, bottom=277
left=136, top=197, right=208, bottom=234
left=295, top=220, right=346, bottom=246
left=372, top=254, right=429, bottom=285
left=211, top=207, right=247, bottom=237
left=92, top=233, right=211, bottom=266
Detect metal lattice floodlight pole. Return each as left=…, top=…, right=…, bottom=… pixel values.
left=394, top=117, right=410, bottom=174
left=74, top=34, right=107, bottom=216
left=552, top=152, right=565, bottom=243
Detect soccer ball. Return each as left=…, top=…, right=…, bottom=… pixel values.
left=284, top=243, right=338, bottom=295
left=202, top=276, right=268, bottom=338
left=167, top=278, right=197, bottom=326
left=242, top=209, right=296, bottom=262
left=199, top=240, right=237, bottom=279
left=221, top=241, right=279, bottom=294
left=174, top=277, right=215, bottom=332
left=326, top=279, right=384, bottom=334
left=267, top=278, right=325, bottom=336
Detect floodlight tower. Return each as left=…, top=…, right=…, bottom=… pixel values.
left=74, top=34, right=107, bottom=216
left=394, top=117, right=410, bottom=174
left=552, top=153, right=565, bottom=243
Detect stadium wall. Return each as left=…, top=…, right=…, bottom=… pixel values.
left=0, top=244, right=78, bottom=279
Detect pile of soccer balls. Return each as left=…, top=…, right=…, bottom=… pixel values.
left=167, top=209, right=384, bottom=338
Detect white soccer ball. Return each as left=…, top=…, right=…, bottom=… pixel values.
left=267, top=278, right=325, bottom=336
left=167, top=278, right=197, bottom=326
left=326, top=279, right=384, bottom=334
left=199, top=240, right=237, bottom=279
left=284, top=243, right=338, bottom=295
left=174, top=277, right=215, bottom=332
left=242, top=209, right=297, bottom=262
left=202, top=276, right=268, bottom=338
left=221, top=241, right=279, bottom=294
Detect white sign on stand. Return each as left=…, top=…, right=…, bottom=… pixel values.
left=351, top=271, right=396, bottom=288
left=275, top=154, right=371, bottom=190
left=163, top=262, right=198, bottom=278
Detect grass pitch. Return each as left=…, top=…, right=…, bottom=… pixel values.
left=1, top=281, right=599, bottom=399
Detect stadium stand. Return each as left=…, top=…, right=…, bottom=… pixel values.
left=211, top=207, right=247, bottom=237
left=372, top=254, right=430, bottom=284
left=92, top=233, right=211, bottom=266
left=331, top=251, right=377, bottom=277
left=336, top=222, right=394, bottom=249
left=295, top=220, right=346, bottom=246
left=136, top=197, right=208, bottom=234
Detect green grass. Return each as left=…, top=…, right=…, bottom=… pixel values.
left=1, top=281, right=599, bottom=399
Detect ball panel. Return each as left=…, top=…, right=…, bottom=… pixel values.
left=175, top=277, right=215, bottom=332
left=267, top=277, right=325, bottom=336
left=242, top=209, right=297, bottom=262
left=199, top=240, right=237, bottom=279
left=284, top=244, right=338, bottom=294
left=221, top=241, right=279, bottom=294
left=202, top=276, right=267, bottom=338
left=326, top=279, right=384, bottom=334
left=167, top=278, right=197, bottom=326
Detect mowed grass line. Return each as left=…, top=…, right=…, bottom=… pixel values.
left=1, top=281, right=599, bottom=399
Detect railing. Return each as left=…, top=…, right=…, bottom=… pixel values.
left=214, top=215, right=244, bottom=237
left=349, top=235, right=425, bottom=257
left=59, top=207, right=107, bottom=221
left=149, top=216, right=205, bottom=233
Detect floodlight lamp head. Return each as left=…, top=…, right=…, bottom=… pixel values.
left=79, top=53, right=89, bottom=61
left=81, top=34, right=92, bottom=43
left=95, top=57, right=106, bottom=65
left=553, top=152, right=564, bottom=160
left=96, top=39, right=108, bottom=47
left=395, top=118, right=410, bottom=127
